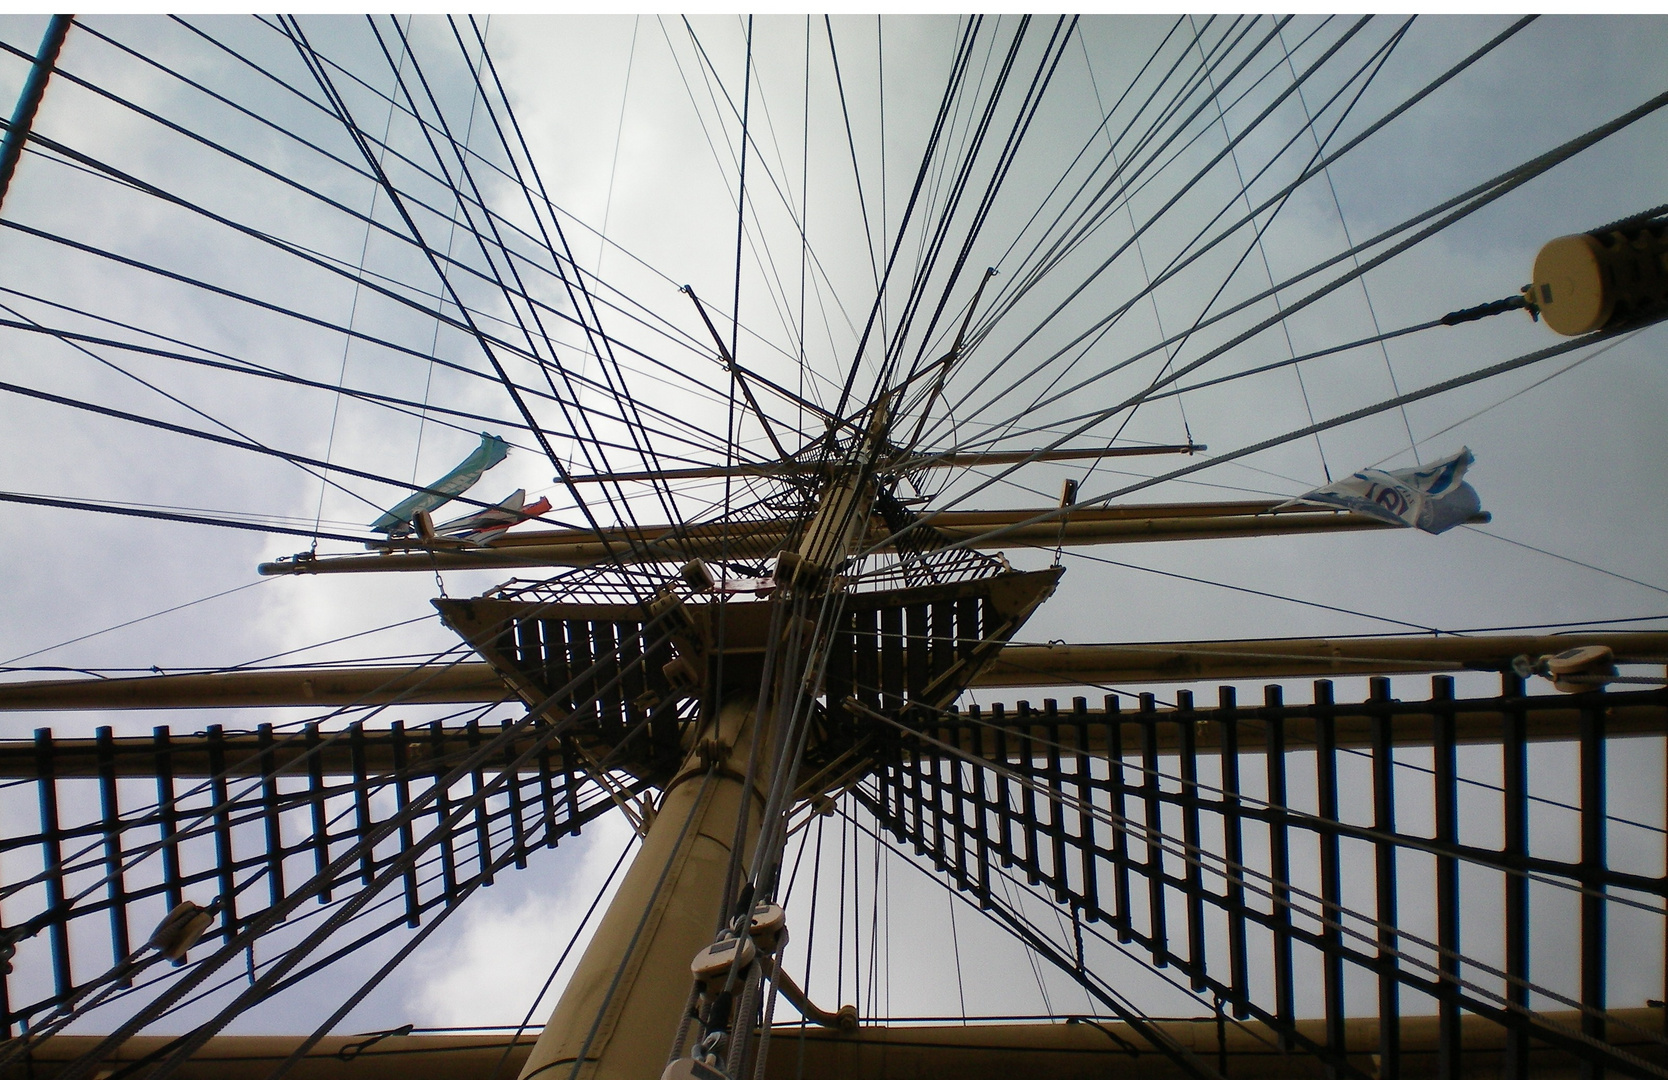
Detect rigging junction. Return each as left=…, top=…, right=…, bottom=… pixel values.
left=5, top=207, right=1668, bottom=1076
left=0, top=13, right=1666, bottom=1080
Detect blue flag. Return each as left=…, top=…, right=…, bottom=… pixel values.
left=371, top=433, right=509, bottom=534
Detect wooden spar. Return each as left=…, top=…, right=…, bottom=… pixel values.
left=260, top=499, right=1469, bottom=576
left=3, top=633, right=1661, bottom=712
left=0, top=664, right=513, bottom=710
left=14, top=1008, right=1662, bottom=1080
left=971, top=632, right=1668, bottom=686
left=558, top=442, right=1205, bottom=483
left=514, top=702, right=765, bottom=1080
left=522, top=403, right=904, bottom=1080
left=893, top=443, right=1203, bottom=469
left=4, top=699, right=1666, bottom=779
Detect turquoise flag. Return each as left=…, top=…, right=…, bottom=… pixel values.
left=371, top=433, right=509, bottom=533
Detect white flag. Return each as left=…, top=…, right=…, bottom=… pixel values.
left=434, top=489, right=553, bottom=546
left=1279, top=447, right=1484, bottom=535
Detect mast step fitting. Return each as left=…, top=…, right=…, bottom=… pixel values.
left=680, top=559, right=717, bottom=593
left=774, top=551, right=852, bottom=598
left=1530, top=218, right=1668, bottom=336
left=662, top=656, right=702, bottom=697
left=772, top=549, right=821, bottom=593
left=695, top=736, right=728, bottom=770
left=649, top=589, right=706, bottom=657
left=1544, top=645, right=1617, bottom=693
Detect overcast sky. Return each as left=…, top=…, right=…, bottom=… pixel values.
left=0, top=12, right=1664, bottom=1045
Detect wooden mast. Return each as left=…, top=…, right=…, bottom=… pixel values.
left=514, top=697, right=765, bottom=1080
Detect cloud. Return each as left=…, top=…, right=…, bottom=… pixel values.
left=405, top=810, right=637, bottom=1029
left=2, top=11, right=1666, bottom=1047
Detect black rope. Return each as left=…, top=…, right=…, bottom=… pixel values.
left=22, top=24, right=748, bottom=468
left=376, top=23, right=641, bottom=510
left=895, top=79, right=1668, bottom=526
left=829, top=18, right=981, bottom=422
left=0, top=377, right=543, bottom=527
left=1441, top=293, right=1532, bottom=326
left=969, top=14, right=1291, bottom=347
left=940, top=14, right=1365, bottom=446
left=927, top=16, right=1534, bottom=453
left=822, top=15, right=883, bottom=295
left=281, top=18, right=642, bottom=580
left=885, top=17, right=1071, bottom=393
left=455, top=16, right=696, bottom=522
left=0, top=491, right=366, bottom=544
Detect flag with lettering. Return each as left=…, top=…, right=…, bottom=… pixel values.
left=1279, top=447, right=1483, bottom=535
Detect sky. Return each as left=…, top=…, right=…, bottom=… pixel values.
left=0, top=11, right=1664, bottom=1053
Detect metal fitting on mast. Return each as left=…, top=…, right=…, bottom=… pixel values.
left=777, top=394, right=894, bottom=593
left=649, top=588, right=707, bottom=698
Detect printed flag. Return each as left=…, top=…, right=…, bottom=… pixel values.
left=434, top=489, right=552, bottom=545
left=1278, top=447, right=1483, bottom=535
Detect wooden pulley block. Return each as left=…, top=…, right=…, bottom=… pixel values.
left=748, top=901, right=786, bottom=953
left=660, top=1058, right=728, bottom=1080
left=690, top=933, right=756, bottom=986
left=149, top=900, right=214, bottom=964
left=1539, top=645, right=1616, bottom=693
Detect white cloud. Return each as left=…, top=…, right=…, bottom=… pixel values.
left=1, top=10, right=1666, bottom=1045
left=405, top=810, right=637, bottom=1029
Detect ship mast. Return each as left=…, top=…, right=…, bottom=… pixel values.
left=497, top=383, right=1052, bottom=1080
left=0, top=24, right=1661, bottom=1067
